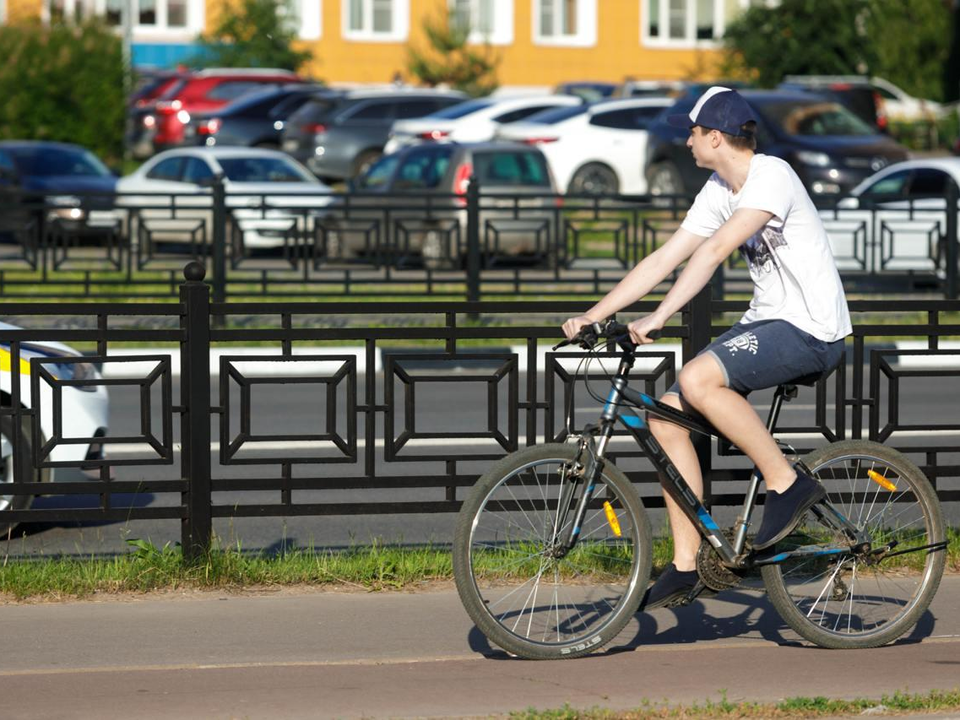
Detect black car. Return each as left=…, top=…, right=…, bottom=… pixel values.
left=644, top=89, right=909, bottom=202
left=0, top=141, right=118, bottom=245
left=182, top=83, right=324, bottom=149
left=778, top=76, right=888, bottom=132
left=280, top=88, right=467, bottom=181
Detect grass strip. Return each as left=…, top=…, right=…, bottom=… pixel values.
left=511, top=688, right=960, bottom=718
left=1, top=529, right=957, bottom=601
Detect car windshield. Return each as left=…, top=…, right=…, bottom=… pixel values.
left=473, top=150, right=551, bottom=187
left=759, top=100, right=876, bottom=137
left=523, top=105, right=587, bottom=124
left=7, top=146, right=113, bottom=177
left=427, top=99, right=496, bottom=119
left=218, top=156, right=315, bottom=183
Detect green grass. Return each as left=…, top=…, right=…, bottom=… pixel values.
left=511, top=689, right=960, bottom=718
left=1, top=529, right=957, bottom=601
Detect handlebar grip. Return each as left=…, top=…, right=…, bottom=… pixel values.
left=647, top=329, right=662, bottom=341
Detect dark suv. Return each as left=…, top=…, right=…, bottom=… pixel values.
left=644, top=89, right=909, bottom=202
left=280, top=88, right=467, bottom=180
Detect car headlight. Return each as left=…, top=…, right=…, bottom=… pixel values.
left=796, top=151, right=832, bottom=167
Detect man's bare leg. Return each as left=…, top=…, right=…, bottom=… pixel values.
left=649, top=393, right=704, bottom=572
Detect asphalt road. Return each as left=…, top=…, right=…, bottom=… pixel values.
left=4, top=370, right=959, bottom=557
left=2, top=577, right=960, bottom=719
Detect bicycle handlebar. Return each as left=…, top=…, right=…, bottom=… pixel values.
left=553, top=320, right=662, bottom=351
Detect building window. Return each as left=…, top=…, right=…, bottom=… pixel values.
left=344, top=0, right=409, bottom=40
left=449, top=0, right=513, bottom=44
left=533, top=0, right=595, bottom=47
left=643, top=0, right=726, bottom=47
left=285, top=0, right=322, bottom=40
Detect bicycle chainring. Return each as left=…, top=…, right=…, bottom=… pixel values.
left=696, top=530, right=744, bottom=592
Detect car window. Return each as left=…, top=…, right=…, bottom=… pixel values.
left=207, top=81, right=276, bottom=102
left=860, top=170, right=910, bottom=199
left=181, top=157, right=216, bottom=184
left=908, top=169, right=950, bottom=197
left=394, top=99, right=448, bottom=120
left=589, top=106, right=662, bottom=130
left=473, top=150, right=551, bottom=187
left=269, top=93, right=313, bottom=119
left=357, top=155, right=400, bottom=190
left=288, top=98, right=338, bottom=123
left=760, top=100, right=876, bottom=137
left=524, top=105, right=587, bottom=124
left=428, top=98, right=495, bottom=119
left=392, top=147, right=455, bottom=190
left=218, top=156, right=314, bottom=182
left=146, top=157, right=186, bottom=182
left=493, top=105, right=562, bottom=124
left=345, top=101, right=394, bottom=121
left=6, top=146, right=113, bottom=177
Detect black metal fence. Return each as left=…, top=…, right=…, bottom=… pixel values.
left=1, top=264, right=958, bottom=557
left=1, top=179, right=957, bottom=300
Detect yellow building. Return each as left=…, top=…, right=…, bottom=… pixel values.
left=2, top=0, right=764, bottom=88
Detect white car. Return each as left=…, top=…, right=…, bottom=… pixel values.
left=871, top=77, right=944, bottom=122
left=383, top=95, right=583, bottom=155
left=820, top=157, right=960, bottom=273
left=116, top=147, right=335, bottom=250
left=496, top=97, right=673, bottom=195
left=0, top=324, right=110, bottom=535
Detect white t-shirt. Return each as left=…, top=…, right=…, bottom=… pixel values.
left=680, top=154, right=852, bottom=342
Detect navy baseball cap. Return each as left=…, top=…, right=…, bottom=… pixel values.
left=667, top=86, right=757, bottom=137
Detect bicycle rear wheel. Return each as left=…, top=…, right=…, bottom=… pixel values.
left=762, top=440, right=945, bottom=649
left=453, top=443, right=652, bottom=660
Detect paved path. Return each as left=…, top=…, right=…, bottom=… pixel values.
left=2, top=577, right=960, bottom=719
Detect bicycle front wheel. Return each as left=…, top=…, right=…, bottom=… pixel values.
left=453, top=443, right=652, bottom=660
left=762, top=440, right=946, bottom=649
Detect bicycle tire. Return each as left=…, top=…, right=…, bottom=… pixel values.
left=453, top=443, right=652, bottom=659
left=762, top=440, right=945, bottom=649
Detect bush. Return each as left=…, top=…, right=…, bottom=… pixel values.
left=0, top=19, right=126, bottom=164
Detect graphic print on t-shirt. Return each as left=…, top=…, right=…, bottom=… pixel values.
left=741, top=226, right=787, bottom=274
left=723, top=331, right=759, bottom=355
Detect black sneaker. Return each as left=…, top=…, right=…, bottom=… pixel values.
left=753, top=469, right=826, bottom=551
left=639, top=563, right=700, bottom=610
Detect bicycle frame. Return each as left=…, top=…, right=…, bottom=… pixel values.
left=565, top=346, right=867, bottom=569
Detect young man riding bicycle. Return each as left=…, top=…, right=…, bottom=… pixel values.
left=562, top=87, right=852, bottom=609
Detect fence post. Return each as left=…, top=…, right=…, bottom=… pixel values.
left=180, top=261, right=212, bottom=560
left=211, top=174, right=227, bottom=305
left=465, top=175, right=481, bottom=306
left=683, top=285, right=714, bottom=504
left=946, top=179, right=958, bottom=300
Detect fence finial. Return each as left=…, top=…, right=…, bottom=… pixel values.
left=183, top=261, right=206, bottom=283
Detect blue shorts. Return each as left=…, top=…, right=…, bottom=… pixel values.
left=666, top=320, right=845, bottom=397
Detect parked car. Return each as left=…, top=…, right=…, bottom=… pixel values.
left=280, top=88, right=468, bottom=181
left=778, top=76, right=889, bottom=132
left=644, top=89, right=910, bottom=201
left=554, top=81, right=618, bottom=102
left=497, top=97, right=672, bottom=195
left=820, top=157, right=960, bottom=273
left=328, top=141, right=559, bottom=266
left=0, top=322, right=110, bottom=536
left=130, top=68, right=305, bottom=158
left=116, top=147, right=335, bottom=250
left=182, top=84, right=324, bottom=149
left=783, top=75, right=946, bottom=124
left=613, top=79, right=689, bottom=98
left=383, top=94, right=583, bottom=155
left=0, top=141, right=120, bottom=244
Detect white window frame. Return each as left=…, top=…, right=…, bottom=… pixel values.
left=0, top=0, right=7, bottom=25
left=448, top=0, right=513, bottom=45
left=286, top=0, right=322, bottom=40
left=342, top=0, right=409, bottom=42
left=532, top=0, right=596, bottom=47
left=641, top=0, right=727, bottom=49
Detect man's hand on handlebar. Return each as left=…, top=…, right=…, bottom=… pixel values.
left=627, top=315, right=664, bottom=345
left=561, top=314, right=599, bottom=340
left=555, top=317, right=662, bottom=350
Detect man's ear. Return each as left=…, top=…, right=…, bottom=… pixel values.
left=710, top=129, right=723, bottom=148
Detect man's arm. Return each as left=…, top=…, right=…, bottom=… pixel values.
left=561, top=227, right=707, bottom=338
left=629, top=208, right=774, bottom=342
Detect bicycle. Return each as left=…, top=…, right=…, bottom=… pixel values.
left=452, top=320, right=947, bottom=660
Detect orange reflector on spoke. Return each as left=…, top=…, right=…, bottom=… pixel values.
left=867, top=470, right=897, bottom=491
left=603, top=501, right=622, bottom=537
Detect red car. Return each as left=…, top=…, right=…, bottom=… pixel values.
left=136, top=68, right=305, bottom=156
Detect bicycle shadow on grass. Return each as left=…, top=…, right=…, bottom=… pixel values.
left=466, top=587, right=939, bottom=659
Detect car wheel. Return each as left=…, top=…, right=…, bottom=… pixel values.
left=0, top=415, right=34, bottom=539
left=646, top=161, right=685, bottom=198
left=353, top=150, right=382, bottom=178
left=568, top=163, right=620, bottom=195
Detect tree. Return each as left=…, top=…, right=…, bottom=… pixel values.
left=0, top=19, right=126, bottom=163
left=406, top=11, right=499, bottom=97
left=193, top=0, right=312, bottom=72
